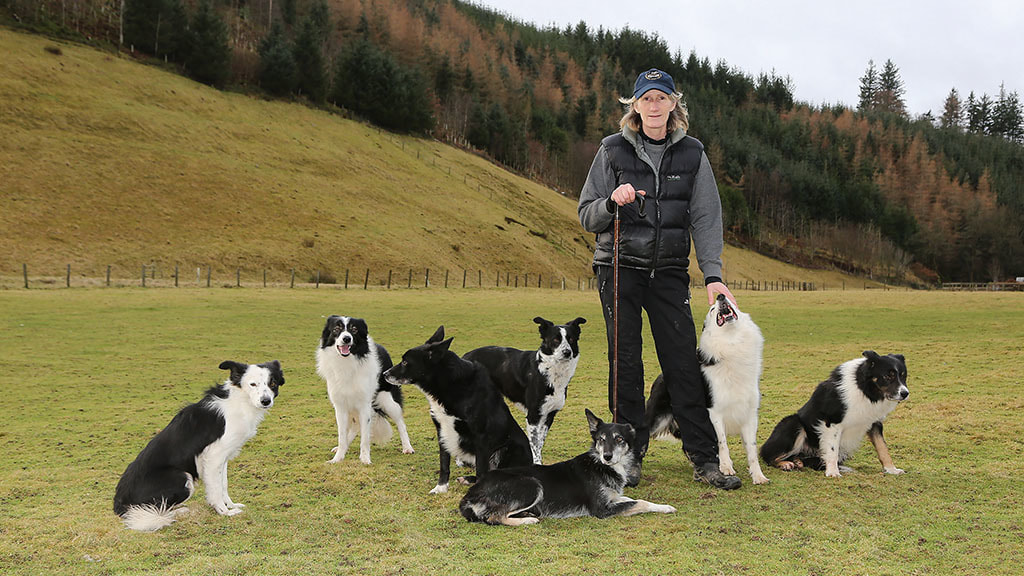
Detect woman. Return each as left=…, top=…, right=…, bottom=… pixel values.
left=577, top=68, right=741, bottom=490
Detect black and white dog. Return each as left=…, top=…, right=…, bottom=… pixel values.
left=645, top=294, right=768, bottom=484
left=459, top=409, right=676, bottom=526
left=383, top=326, right=532, bottom=494
left=760, top=351, right=909, bottom=477
left=113, top=360, right=284, bottom=531
left=316, top=315, right=414, bottom=464
left=463, top=316, right=586, bottom=464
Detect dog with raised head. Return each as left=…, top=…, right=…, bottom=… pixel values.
left=316, top=315, right=414, bottom=465
left=458, top=409, right=676, bottom=526
left=645, top=294, right=769, bottom=484
left=463, top=316, right=586, bottom=464
left=383, top=326, right=532, bottom=494
left=113, top=360, right=284, bottom=531
left=760, top=351, right=909, bottom=477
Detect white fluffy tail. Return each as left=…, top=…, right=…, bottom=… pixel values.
left=371, top=413, right=393, bottom=445
left=120, top=502, right=185, bottom=532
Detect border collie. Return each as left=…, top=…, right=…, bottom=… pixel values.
left=383, top=326, right=532, bottom=494
left=760, top=351, right=909, bottom=477
left=645, top=294, right=768, bottom=484
left=316, top=315, right=414, bottom=464
left=458, top=409, right=676, bottom=526
left=463, top=316, right=586, bottom=464
left=113, top=360, right=284, bottom=531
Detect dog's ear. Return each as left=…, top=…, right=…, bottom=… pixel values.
left=428, top=337, right=454, bottom=361
left=262, top=360, right=284, bottom=387
left=585, top=408, right=602, bottom=435
left=218, top=361, right=248, bottom=386
left=862, top=350, right=881, bottom=366
left=891, top=353, right=906, bottom=365
left=427, top=325, right=445, bottom=344
left=569, top=317, right=587, bottom=326
left=320, top=316, right=338, bottom=347
left=533, top=316, right=553, bottom=334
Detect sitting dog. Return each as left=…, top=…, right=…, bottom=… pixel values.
left=760, top=351, right=909, bottom=477
left=113, top=360, right=284, bottom=531
left=458, top=409, right=677, bottom=526
left=316, top=315, right=414, bottom=465
left=383, top=326, right=532, bottom=494
left=645, top=294, right=768, bottom=484
left=463, top=316, right=586, bottom=464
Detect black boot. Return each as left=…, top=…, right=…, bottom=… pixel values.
left=693, top=461, right=741, bottom=490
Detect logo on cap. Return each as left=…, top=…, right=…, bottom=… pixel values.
left=645, top=70, right=663, bottom=80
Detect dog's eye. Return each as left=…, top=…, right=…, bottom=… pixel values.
left=615, top=436, right=625, bottom=444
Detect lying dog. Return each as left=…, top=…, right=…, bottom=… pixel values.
left=383, top=326, right=532, bottom=494
left=645, top=294, right=768, bottom=484
left=316, top=315, right=413, bottom=465
left=463, top=316, right=586, bottom=464
left=458, top=409, right=676, bottom=526
left=760, top=351, right=909, bottom=477
left=113, top=360, right=284, bottom=531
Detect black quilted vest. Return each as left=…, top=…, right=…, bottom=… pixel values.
left=593, top=132, right=704, bottom=271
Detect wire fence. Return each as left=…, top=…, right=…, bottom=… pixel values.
left=9, top=263, right=913, bottom=292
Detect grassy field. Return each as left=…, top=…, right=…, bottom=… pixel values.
left=1, top=287, right=1022, bottom=575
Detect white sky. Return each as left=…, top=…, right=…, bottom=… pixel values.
left=476, top=0, right=1024, bottom=116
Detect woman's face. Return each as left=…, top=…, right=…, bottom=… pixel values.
left=634, top=90, right=674, bottom=136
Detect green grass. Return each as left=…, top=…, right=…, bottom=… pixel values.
left=1, top=288, right=1022, bottom=575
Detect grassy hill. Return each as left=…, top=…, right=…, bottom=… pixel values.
left=0, top=28, right=877, bottom=289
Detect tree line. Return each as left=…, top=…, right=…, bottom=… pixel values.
left=3, top=0, right=1022, bottom=283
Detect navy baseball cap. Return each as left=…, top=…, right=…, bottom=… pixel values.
left=633, top=68, right=675, bottom=98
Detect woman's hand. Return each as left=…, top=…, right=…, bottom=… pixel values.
left=609, top=183, right=647, bottom=206
left=706, top=281, right=736, bottom=306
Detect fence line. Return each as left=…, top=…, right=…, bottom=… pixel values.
left=11, top=264, right=918, bottom=291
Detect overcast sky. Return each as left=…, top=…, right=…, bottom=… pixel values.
left=476, top=0, right=1023, bottom=117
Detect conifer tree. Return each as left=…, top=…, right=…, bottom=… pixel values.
left=294, top=17, right=327, bottom=102
left=876, top=59, right=906, bottom=116
left=857, top=60, right=878, bottom=111
left=992, top=84, right=1023, bottom=142
left=940, top=87, right=963, bottom=129
left=259, top=21, right=297, bottom=97
left=186, top=0, right=230, bottom=87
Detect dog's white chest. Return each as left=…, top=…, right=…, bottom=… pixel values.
left=537, top=353, right=578, bottom=415
left=317, top=345, right=379, bottom=407
left=428, top=399, right=475, bottom=465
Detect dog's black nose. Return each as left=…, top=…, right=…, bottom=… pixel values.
left=261, top=397, right=273, bottom=407
left=900, top=389, right=909, bottom=400
left=561, top=349, right=572, bottom=358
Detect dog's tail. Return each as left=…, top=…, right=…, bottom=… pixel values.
left=759, top=413, right=803, bottom=465
left=119, top=501, right=185, bottom=532
left=371, top=413, right=394, bottom=445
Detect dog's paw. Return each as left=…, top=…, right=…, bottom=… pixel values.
left=654, top=504, right=677, bottom=514
left=751, top=472, right=770, bottom=485
left=883, top=467, right=905, bottom=475
left=825, top=468, right=843, bottom=478
left=839, top=465, right=856, bottom=473
left=518, top=517, right=541, bottom=525
left=428, top=484, right=449, bottom=495
left=359, top=453, right=372, bottom=465
left=227, top=502, right=245, bottom=509
left=402, top=446, right=415, bottom=454
left=777, top=460, right=798, bottom=471
left=719, top=461, right=736, bottom=476
left=327, top=455, right=344, bottom=464
left=223, top=507, right=244, bottom=516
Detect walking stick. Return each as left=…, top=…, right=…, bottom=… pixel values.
left=611, top=194, right=645, bottom=424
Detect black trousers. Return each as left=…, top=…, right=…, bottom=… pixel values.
left=596, top=265, right=718, bottom=466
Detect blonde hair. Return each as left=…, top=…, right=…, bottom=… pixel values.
left=618, top=92, right=690, bottom=134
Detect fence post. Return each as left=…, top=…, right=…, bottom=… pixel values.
left=345, top=269, right=350, bottom=290
left=462, top=269, right=467, bottom=288
left=23, top=264, right=28, bottom=289
left=290, top=269, right=295, bottom=288
left=66, top=264, right=70, bottom=288
left=388, top=270, right=393, bottom=289
left=364, top=269, right=370, bottom=290
left=237, top=268, right=241, bottom=287
left=263, top=269, right=266, bottom=288
left=316, top=270, right=320, bottom=288
left=175, top=266, right=179, bottom=287
left=142, top=265, right=146, bottom=287
left=425, top=268, right=430, bottom=288
left=107, top=265, right=111, bottom=287
left=408, top=269, right=412, bottom=289
left=445, top=269, right=449, bottom=288
left=478, top=270, right=481, bottom=287
left=207, top=267, right=211, bottom=288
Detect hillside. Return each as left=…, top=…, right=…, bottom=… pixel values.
left=0, top=28, right=875, bottom=289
